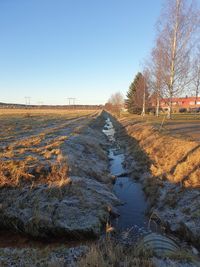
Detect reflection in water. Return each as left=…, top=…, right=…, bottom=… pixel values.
left=103, top=117, right=150, bottom=240
left=113, top=176, right=148, bottom=231
left=119, top=182, right=123, bottom=188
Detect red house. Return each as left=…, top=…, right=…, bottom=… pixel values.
left=159, top=96, right=200, bottom=112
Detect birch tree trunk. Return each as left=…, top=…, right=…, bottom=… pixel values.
left=156, top=96, right=160, bottom=117
left=156, top=0, right=199, bottom=119
left=193, top=46, right=200, bottom=108
left=141, top=90, right=146, bottom=116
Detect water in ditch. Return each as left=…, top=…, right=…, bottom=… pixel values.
left=103, top=117, right=150, bottom=240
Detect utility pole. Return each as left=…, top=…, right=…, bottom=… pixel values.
left=66, top=98, right=76, bottom=109
left=25, top=96, right=31, bottom=108
left=72, top=98, right=76, bottom=109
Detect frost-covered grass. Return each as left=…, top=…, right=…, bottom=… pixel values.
left=0, top=109, right=98, bottom=187
left=78, top=238, right=155, bottom=267
left=115, top=113, right=200, bottom=248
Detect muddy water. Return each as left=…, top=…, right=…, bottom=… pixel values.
left=103, top=117, right=150, bottom=239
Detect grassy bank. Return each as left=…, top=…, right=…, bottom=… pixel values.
left=109, top=112, right=200, bottom=247
left=119, top=112, right=200, bottom=142
left=119, top=115, right=200, bottom=187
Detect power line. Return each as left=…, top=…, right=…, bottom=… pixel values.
left=66, top=98, right=76, bottom=106
left=25, top=96, right=31, bottom=106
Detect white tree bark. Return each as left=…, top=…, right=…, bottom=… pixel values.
left=157, top=0, right=200, bottom=119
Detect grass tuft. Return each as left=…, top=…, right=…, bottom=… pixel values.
left=78, top=239, right=155, bottom=267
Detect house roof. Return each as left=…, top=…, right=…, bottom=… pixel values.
left=160, top=97, right=200, bottom=102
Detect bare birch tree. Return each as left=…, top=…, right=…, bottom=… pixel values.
left=108, top=92, right=124, bottom=116
left=149, top=37, right=165, bottom=116
left=157, top=0, right=200, bottom=118
left=141, top=69, right=150, bottom=117
left=192, top=46, right=200, bottom=107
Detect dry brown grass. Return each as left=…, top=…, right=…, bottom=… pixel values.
left=0, top=154, right=70, bottom=188
left=78, top=239, right=155, bottom=267
left=47, top=157, right=71, bottom=185
left=0, top=109, right=97, bottom=143
left=122, top=120, right=200, bottom=188
left=46, top=167, right=72, bottom=199
left=0, top=160, right=34, bottom=187
left=0, top=110, right=98, bottom=187
left=0, top=108, right=97, bottom=116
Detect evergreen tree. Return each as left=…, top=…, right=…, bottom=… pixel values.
left=126, top=72, right=148, bottom=114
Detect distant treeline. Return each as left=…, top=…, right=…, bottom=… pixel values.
left=0, top=102, right=103, bottom=110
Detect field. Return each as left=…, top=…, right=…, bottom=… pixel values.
left=120, top=112, right=200, bottom=142
left=0, top=109, right=99, bottom=187
left=0, top=108, right=121, bottom=241
left=0, top=109, right=200, bottom=266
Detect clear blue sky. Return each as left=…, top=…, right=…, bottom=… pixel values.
left=0, top=0, right=163, bottom=105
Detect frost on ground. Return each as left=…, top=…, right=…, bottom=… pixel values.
left=115, top=115, right=200, bottom=249
left=0, top=113, right=120, bottom=238
left=153, top=258, right=198, bottom=267
left=0, top=112, right=122, bottom=265
left=0, top=176, right=119, bottom=238
left=0, top=246, right=88, bottom=267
